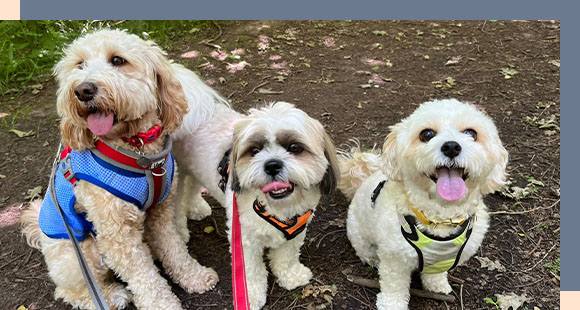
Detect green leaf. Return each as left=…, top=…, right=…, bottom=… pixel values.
left=372, top=30, right=388, bottom=36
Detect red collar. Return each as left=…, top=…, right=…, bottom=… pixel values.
left=121, top=125, right=163, bottom=148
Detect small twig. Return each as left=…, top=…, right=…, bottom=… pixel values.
left=316, top=229, right=345, bottom=249
left=525, top=236, right=543, bottom=257
left=448, top=274, right=465, bottom=285
left=346, top=275, right=456, bottom=303
left=489, top=199, right=560, bottom=215
left=459, top=284, right=464, bottom=310
left=211, top=216, right=225, bottom=238
left=248, top=81, right=270, bottom=95
left=0, top=253, right=26, bottom=270
left=207, top=21, right=223, bottom=43
left=227, top=90, right=238, bottom=99
left=514, top=242, right=558, bottom=274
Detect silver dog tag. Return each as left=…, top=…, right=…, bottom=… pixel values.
left=137, top=157, right=152, bottom=168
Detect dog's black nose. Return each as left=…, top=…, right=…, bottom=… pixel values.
left=264, top=159, right=284, bottom=176
left=74, top=82, right=97, bottom=102
left=441, top=141, right=462, bottom=159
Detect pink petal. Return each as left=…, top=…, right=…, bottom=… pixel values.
left=231, top=48, right=245, bottom=55
left=269, top=55, right=282, bottom=61
left=270, top=61, right=287, bottom=69
left=0, top=203, right=24, bottom=228
left=180, top=50, right=200, bottom=58
left=206, top=78, right=216, bottom=86
left=227, top=61, right=250, bottom=73
left=323, top=37, right=336, bottom=47
left=210, top=50, right=228, bottom=61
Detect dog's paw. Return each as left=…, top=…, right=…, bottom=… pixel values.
left=376, top=292, right=408, bottom=310
left=107, top=285, right=132, bottom=310
left=276, top=264, right=313, bottom=290
left=421, top=273, right=453, bottom=294
left=186, top=199, right=212, bottom=221
left=249, top=292, right=267, bottom=310
left=180, top=266, right=219, bottom=294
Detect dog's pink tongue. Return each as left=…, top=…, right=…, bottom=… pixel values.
left=436, top=167, right=466, bottom=202
left=87, top=112, right=114, bottom=136
left=262, top=181, right=292, bottom=193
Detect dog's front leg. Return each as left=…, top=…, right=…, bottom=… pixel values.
left=268, top=233, right=312, bottom=290
left=144, top=194, right=219, bottom=294
left=375, top=252, right=414, bottom=310
left=242, top=241, right=268, bottom=310
left=81, top=190, right=183, bottom=310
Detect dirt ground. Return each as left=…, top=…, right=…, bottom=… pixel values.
left=0, top=20, right=560, bottom=310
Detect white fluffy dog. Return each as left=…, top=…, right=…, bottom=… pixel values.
left=173, top=102, right=339, bottom=309
left=338, top=99, right=508, bottom=310
left=21, top=29, right=218, bottom=310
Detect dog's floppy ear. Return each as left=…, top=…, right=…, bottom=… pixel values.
left=481, top=139, right=509, bottom=195
left=146, top=43, right=189, bottom=133
left=320, top=131, right=340, bottom=196
left=229, top=119, right=251, bottom=193
left=381, top=124, right=403, bottom=181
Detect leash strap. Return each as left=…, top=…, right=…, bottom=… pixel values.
left=49, top=143, right=110, bottom=310
left=231, top=193, right=250, bottom=310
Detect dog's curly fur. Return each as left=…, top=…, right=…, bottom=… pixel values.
left=20, top=29, right=218, bottom=310
left=338, top=99, right=508, bottom=310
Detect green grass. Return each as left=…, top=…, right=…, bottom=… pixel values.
left=0, top=20, right=210, bottom=94
left=544, top=257, right=560, bottom=275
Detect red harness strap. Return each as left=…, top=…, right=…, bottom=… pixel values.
left=231, top=193, right=250, bottom=310
left=60, top=140, right=168, bottom=209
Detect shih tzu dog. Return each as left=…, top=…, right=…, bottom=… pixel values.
left=173, top=101, right=339, bottom=309
left=20, top=29, right=218, bottom=310
left=337, top=99, right=508, bottom=310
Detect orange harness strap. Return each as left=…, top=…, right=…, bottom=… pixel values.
left=252, top=199, right=312, bottom=240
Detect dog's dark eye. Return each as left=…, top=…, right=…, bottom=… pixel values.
left=463, top=129, right=477, bottom=141
left=419, top=129, right=436, bottom=142
left=250, top=147, right=261, bottom=157
left=287, top=143, right=304, bottom=154
left=111, top=56, right=126, bottom=66
left=76, top=61, right=84, bottom=69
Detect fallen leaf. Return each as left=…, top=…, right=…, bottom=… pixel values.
left=204, top=226, right=215, bottom=234
left=17, top=306, right=27, bottom=310
left=501, top=67, right=519, bottom=79
left=0, top=112, right=9, bottom=119
left=495, top=292, right=529, bottom=310
left=445, top=56, right=462, bottom=66
left=476, top=256, right=506, bottom=272
left=10, top=129, right=35, bottom=138
left=423, top=55, right=430, bottom=60
left=25, top=186, right=43, bottom=201
left=0, top=174, right=6, bottom=179
left=258, top=88, right=284, bottom=94
left=549, top=59, right=560, bottom=68
left=359, top=84, right=372, bottom=89
left=274, top=76, right=287, bottom=83
left=357, top=103, right=363, bottom=109
left=372, top=30, right=388, bottom=36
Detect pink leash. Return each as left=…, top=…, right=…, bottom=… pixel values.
left=231, top=193, right=250, bottom=310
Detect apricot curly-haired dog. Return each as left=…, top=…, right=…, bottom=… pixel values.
left=20, top=29, right=218, bottom=310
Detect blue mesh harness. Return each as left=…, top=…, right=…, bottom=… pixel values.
left=39, top=139, right=174, bottom=241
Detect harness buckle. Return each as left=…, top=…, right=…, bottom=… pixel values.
left=61, top=156, right=76, bottom=183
